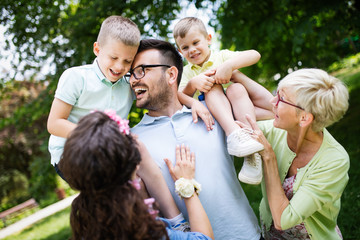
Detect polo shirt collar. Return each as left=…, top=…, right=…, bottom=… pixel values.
left=138, top=105, right=191, bottom=125
left=189, top=50, right=215, bottom=70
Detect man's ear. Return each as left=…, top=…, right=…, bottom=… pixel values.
left=93, top=42, right=99, bottom=56
left=167, top=66, right=179, bottom=86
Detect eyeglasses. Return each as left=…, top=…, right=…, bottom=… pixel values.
left=124, top=64, right=171, bottom=83
left=275, top=90, right=304, bottom=110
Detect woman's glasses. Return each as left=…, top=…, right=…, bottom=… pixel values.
left=275, top=90, right=304, bottom=110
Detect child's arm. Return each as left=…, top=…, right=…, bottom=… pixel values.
left=214, top=49, right=261, bottom=84
left=164, top=145, right=214, bottom=239
left=47, top=98, right=76, bottom=138
left=136, top=138, right=180, bottom=219
left=178, top=69, right=216, bottom=131
left=181, top=69, right=216, bottom=97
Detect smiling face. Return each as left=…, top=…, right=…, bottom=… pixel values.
left=129, top=49, right=172, bottom=111
left=176, top=26, right=211, bottom=67
left=93, top=38, right=138, bottom=82
left=271, top=88, right=301, bottom=131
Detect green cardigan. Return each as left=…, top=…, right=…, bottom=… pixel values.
left=258, top=120, right=349, bottom=240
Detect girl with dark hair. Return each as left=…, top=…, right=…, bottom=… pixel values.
left=59, top=111, right=213, bottom=240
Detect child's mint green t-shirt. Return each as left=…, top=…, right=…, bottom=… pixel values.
left=48, top=59, right=135, bottom=165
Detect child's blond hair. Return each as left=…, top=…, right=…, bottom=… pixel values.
left=173, top=17, right=208, bottom=46
left=97, top=16, right=140, bottom=47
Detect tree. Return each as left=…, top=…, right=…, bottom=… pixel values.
left=0, top=0, right=183, bottom=207
left=212, top=0, right=360, bottom=83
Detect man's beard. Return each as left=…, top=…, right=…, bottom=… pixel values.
left=136, top=73, right=172, bottom=111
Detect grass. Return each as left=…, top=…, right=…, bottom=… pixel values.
left=2, top=207, right=71, bottom=240
left=3, top=65, right=359, bottom=240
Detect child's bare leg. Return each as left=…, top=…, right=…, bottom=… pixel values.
left=254, top=107, right=274, bottom=120
left=204, top=84, right=239, bottom=136
left=206, top=84, right=263, bottom=158
left=137, top=140, right=180, bottom=218
left=231, top=70, right=274, bottom=120
left=226, top=82, right=264, bottom=185
left=226, top=83, right=255, bottom=128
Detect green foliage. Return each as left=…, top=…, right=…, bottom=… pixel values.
left=328, top=52, right=360, bottom=72
left=0, top=170, right=30, bottom=212
left=28, top=153, right=58, bottom=207
left=327, top=81, right=360, bottom=239
left=0, top=0, right=183, bottom=215
left=2, top=207, right=71, bottom=240
left=213, top=0, right=360, bottom=82
left=1, top=1, right=359, bottom=238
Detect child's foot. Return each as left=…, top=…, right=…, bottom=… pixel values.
left=238, top=153, right=262, bottom=185
left=227, top=128, right=264, bottom=157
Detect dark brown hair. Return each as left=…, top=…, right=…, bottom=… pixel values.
left=59, top=111, right=168, bottom=239
left=137, top=39, right=183, bottom=86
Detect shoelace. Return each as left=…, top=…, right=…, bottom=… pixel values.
left=247, top=154, right=261, bottom=167
left=233, top=128, right=254, bottom=143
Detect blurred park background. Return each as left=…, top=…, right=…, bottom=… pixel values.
left=0, top=0, right=359, bottom=239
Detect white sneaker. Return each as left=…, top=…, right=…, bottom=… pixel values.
left=238, top=153, right=262, bottom=185
left=227, top=128, right=264, bottom=157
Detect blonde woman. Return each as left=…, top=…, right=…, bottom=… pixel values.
left=240, top=68, right=349, bottom=239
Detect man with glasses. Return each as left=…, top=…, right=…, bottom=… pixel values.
left=130, top=39, right=272, bottom=240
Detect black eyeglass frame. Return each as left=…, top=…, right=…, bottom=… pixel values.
left=124, top=64, right=171, bottom=83
left=275, top=90, right=304, bottom=110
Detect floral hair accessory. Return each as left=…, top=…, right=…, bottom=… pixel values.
left=144, top=198, right=159, bottom=218
left=103, top=109, right=130, bottom=135
left=128, top=177, right=141, bottom=190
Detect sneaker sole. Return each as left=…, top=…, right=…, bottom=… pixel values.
left=238, top=172, right=262, bottom=185
left=228, top=144, right=264, bottom=158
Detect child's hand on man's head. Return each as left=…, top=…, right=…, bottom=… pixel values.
left=190, top=69, right=216, bottom=93
left=214, top=64, right=232, bottom=84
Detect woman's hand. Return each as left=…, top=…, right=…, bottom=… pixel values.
left=235, top=115, right=275, bottom=162
left=164, top=144, right=195, bottom=181
left=237, top=115, right=288, bottom=229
